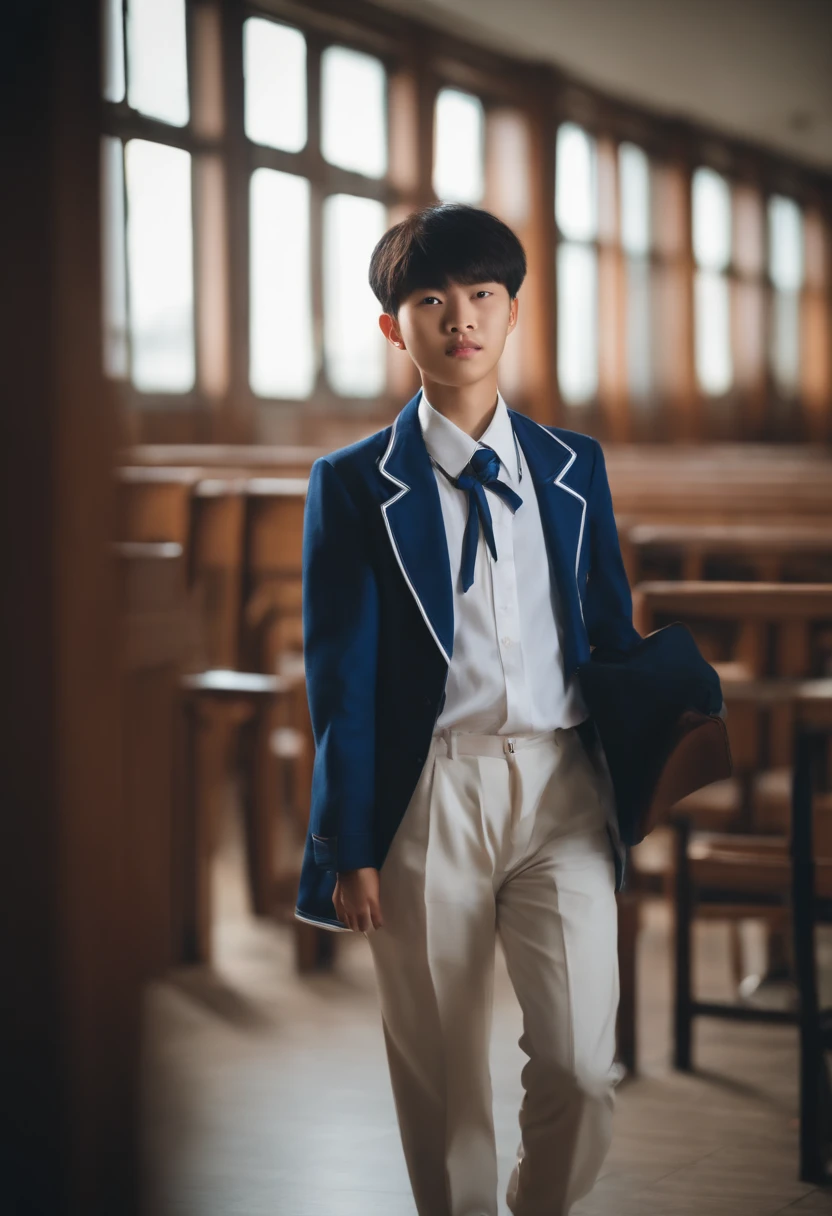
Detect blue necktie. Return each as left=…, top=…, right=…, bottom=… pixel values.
left=455, top=446, right=523, bottom=592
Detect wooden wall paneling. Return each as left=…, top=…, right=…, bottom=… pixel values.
left=0, top=3, right=142, bottom=1212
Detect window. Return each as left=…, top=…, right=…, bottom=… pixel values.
left=249, top=169, right=314, bottom=398
left=619, top=142, right=652, bottom=404
left=323, top=195, right=388, bottom=396
left=433, top=88, right=485, bottom=204
left=125, top=140, right=195, bottom=392
left=101, top=0, right=199, bottom=394
left=243, top=22, right=390, bottom=400
left=321, top=46, right=387, bottom=179
left=692, top=167, right=733, bottom=396
left=243, top=19, right=307, bottom=152
left=99, top=0, right=831, bottom=440
left=127, top=0, right=189, bottom=126
left=555, top=122, right=598, bottom=406
left=768, top=194, right=804, bottom=397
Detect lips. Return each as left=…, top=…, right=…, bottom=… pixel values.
left=447, top=343, right=482, bottom=355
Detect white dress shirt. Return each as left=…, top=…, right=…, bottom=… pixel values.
left=419, top=388, right=589, bottom=735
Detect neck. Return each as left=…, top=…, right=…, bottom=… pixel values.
left=420, top=373, right=500, bottom=441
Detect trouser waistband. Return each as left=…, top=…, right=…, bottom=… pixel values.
left=432, top=726, right=573, bottom=759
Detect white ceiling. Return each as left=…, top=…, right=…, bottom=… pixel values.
left=373, top=0, right=832, bottom=172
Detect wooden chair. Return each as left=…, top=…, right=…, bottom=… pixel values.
left=116, top=466, right=200, bottom=548
left=632, top=584, right=832, bottom=1069
left=672, top=678, right=832, bottom=1071
left=616, top=890, right=639, bottom=1075
left=791, top=682, right=832, bottom=1184
left=177, top=669, right=302, bottom=965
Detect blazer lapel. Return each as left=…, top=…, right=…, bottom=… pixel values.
left=509, top=410, right=587, bottom=668
left=379, top=390, right=454, bottom=665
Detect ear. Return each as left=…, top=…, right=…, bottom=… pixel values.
left=507, top=294, right=519, bottom=335
left=379, top=312, right=406, bottom=350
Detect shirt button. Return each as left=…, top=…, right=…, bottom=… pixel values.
left=502, top=636, right=513, bottom=646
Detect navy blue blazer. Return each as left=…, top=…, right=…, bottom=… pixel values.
left=295, top=389, right=642, bottom=930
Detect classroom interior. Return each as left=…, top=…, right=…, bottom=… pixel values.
left=3, top=1, right=832, bottom=1213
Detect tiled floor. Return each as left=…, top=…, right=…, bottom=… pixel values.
left=141, top=805, right=832, bottom=1215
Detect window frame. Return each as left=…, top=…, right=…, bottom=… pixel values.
left=102, top=0, right=832, bottom=445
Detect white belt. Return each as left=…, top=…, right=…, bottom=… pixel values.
left=432, top=726, right=571, bottom=760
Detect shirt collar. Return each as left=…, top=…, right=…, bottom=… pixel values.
left=417, top=387, right=519, bottom=484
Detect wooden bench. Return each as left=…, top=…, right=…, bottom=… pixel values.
left=621, top=521, right=832, bottom=585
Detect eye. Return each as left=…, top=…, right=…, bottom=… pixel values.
left=476, top=290, right=492, bottom=298
left=421, top=295, right=441, bottom=305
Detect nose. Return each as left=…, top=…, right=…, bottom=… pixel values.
left=444, top=311, right=477, bottom=334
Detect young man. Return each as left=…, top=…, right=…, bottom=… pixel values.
left=295, top=203, right=642, bottom=1216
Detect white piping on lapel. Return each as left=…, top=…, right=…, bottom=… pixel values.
left=379, top=415, right=452, bottom=666
left=529, top=419, right=587, bottom=626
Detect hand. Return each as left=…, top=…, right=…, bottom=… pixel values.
left=332, top=867, right=384, bottom=933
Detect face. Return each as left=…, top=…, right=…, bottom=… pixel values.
left=379, top=280, right=518, bottom=386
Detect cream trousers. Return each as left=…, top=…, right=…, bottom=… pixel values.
left=366, top=724, right=623, bottom=1216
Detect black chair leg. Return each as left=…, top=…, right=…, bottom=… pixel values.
left=792, top=728, right=829, bottom=1183
left=674, top=815, right=694, bottom=1072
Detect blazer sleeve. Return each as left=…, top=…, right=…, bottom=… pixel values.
left=302, top=457, right=379, bottom=873
left=583, top=438, right=642, bottom=655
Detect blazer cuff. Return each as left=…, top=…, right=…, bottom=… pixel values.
left=311, top=832, right=377, bottom=872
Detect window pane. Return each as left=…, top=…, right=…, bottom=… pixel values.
left=694, top=269, right=732, bottom=395
left=249, top=169, right=314, bottom=398
left=770, top=290, right=800, bottom=395
left=102, top=0, right=125, bottom=102
left=769, top=195, right=804, bottom=290
left=556, top=123, right=597, bottom=242
left=433, top=88, right=484, bottom=204
left=557, top=242, right=598, bottom=405
left=323, top=194, right=387, bottom=397
left=127, top=0, right=189, bottom=127
left=321, top=46, right=387, bottom=179
left=244, top=18, right=306, bottom=152
left=100, top=136, right=128, bottom=378
left=125, top=140, right=194, bottom=392
left=619, top=143, right=650, bottom=256
left=692, top=167, right=731, bottom=271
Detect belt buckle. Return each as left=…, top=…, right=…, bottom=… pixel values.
left=505, top=737, right=516, bottom=754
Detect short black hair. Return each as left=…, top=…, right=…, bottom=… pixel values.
left=368, top=203, right=527, bottom=317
